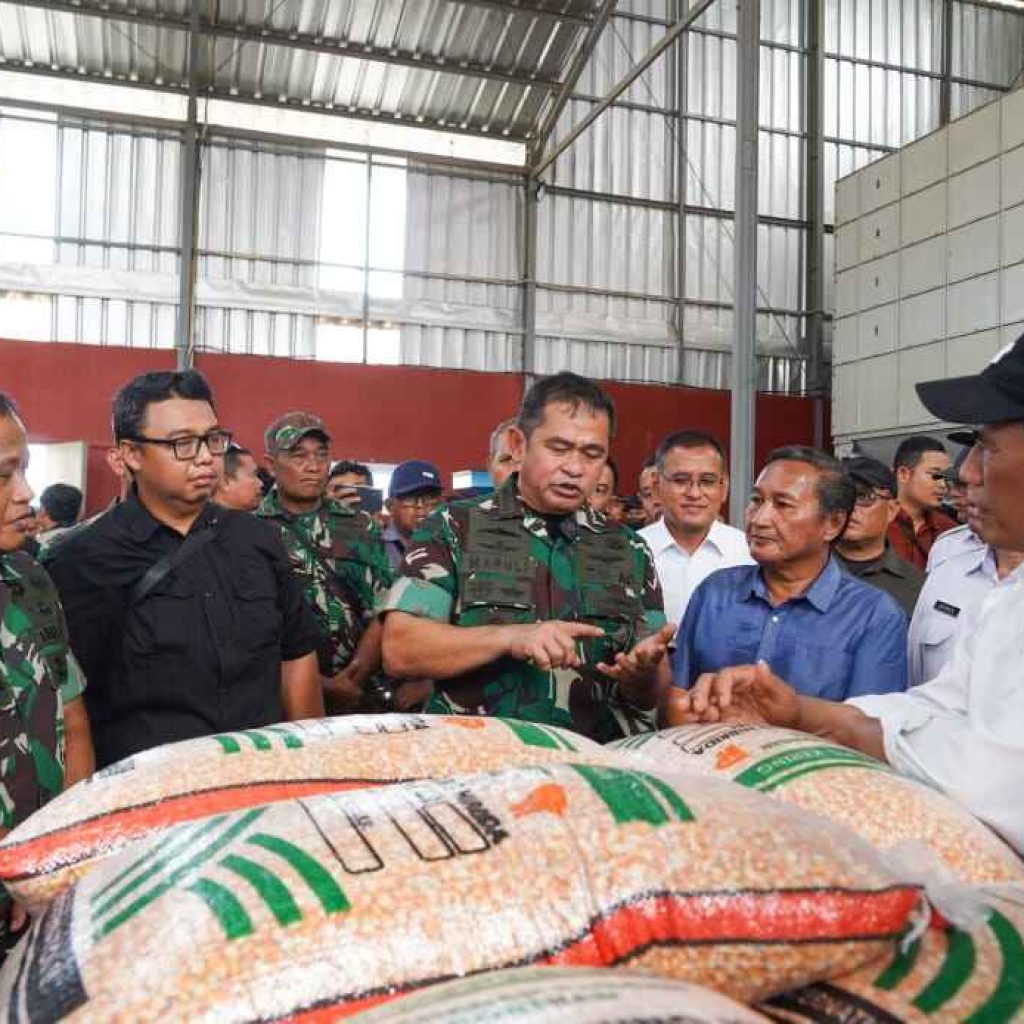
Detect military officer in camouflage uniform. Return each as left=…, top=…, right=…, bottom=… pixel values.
left=382, top=373, right=675, bottom=743
left=258, top=413, right=421, bottom=712
left=0, top=393, right=94, bottom=953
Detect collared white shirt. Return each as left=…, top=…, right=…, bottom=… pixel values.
left=908, top=544, right=999, bottom=688
left=849, top=562, right=1024, bottom=854
left=926, top=523, right=985, bottom=572
left=639, top=517, right=753, bottom=629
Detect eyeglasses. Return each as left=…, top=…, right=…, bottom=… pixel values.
left=122, top=430, right=233, bottom=461
left=660, top=473, right=722, bottom=493
left=853, top=488, right=893, bottom=507
left=395, top=494, right=442, bottom=511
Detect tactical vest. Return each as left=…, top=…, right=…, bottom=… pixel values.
left=457, top=502, right=644, bottom=666
left=0, top=553, right=63, bottom=827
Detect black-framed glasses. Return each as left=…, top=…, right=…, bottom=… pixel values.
left=395, top=494, right=442, bottom=511
left=123, top=429, right=233, bottom=461
left=661, top=473, right=722, bottom=493
left=853, top=487, right=892, bottom=507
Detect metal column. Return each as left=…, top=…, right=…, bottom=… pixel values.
left=675, top=2, right=689, bottom=384
left=729, top=0, right=760, bottom=524
left=175, top=0, right=202, bottom=369
left=522, top=175, right=540, bottom=387
left=939, top=0, right=954, bottom=126
left=804, top=0, right=826, bottom=445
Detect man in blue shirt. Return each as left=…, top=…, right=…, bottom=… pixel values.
left=671, top=446, right=908, bottom=701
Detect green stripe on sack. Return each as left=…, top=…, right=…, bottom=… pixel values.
left=733, top=745, right=887, bottom=791
left=239, top=731, right=273, bottom=752
left=643, top=773, right=696, bottom=822
left=221, top=854, right=302, bottom=927
left=913, top=928, right=977, bottom=1012
left=213, top=734, right=242, bottom=754
left=570, top=764, right=692, bottom=826
left=264, top=726, right=304, bottom=750
left=92, top=815, right=229, bottom=907
left=965, top=911, right=1024, bottom=1024
left=873, top=935, right=922, bottom=990
left=246, top=834, right=350, bottom=914
left=501, top=719, right=563, bottom=751
left=94, top=808, right=267, bottom=939
left=757, top=758, right=886, bottom=793
left=188, top=878, right=254, bottom=940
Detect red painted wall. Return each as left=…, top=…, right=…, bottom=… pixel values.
left=1, top=339, right=820, bottom=514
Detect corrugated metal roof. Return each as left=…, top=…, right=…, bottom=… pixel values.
left=0, top=0, right=602, bottom=138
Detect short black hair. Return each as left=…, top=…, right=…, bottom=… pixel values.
left=517, top=372, right=616, bottom=440
left=329, top=459, right=372, bottom=485
left=763, top=445, right=855, bottom=518
left=641, top=452, right=657, bottom=471
left=655, top=430, right=727, bottom=472
left=893, top=435, right=946, bottom=472
left=256, top=465, right=275, bottom=497
left=0, top=392, right=17, bottom=420
left=112, top=370, right=216, bottom=442
left=223, top=446, right=253, bottom=480
left=39, top=484, right=82, bottom=527
left=605, top=457, right=618, bottom=490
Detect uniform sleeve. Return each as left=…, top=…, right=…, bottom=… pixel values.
left=266, top=528, right=322, bottom=663
left=363, top=518, right=396, bottom=615
left=630, top=531, right=667, bottom=635
left=843, top=595, right=909, bottom=698
left=59, top=650, right=87, bottom=704
left=380, top=508, right=461, bottom=623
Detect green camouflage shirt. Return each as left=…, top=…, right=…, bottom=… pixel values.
left=257, top=491, right=394, bottom=674
left=383, top=478, right=667, bottom=743
left=0, top=551, right=86, bottom=830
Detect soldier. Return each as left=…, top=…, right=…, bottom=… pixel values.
left=382, top=372, right=675, bottom=743
left=258, top=413, right=421, bottom=711
left=0, top=392, right=94, bottom=954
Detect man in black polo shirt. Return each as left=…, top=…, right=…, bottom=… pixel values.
left=47, top=370, right=323, bottom=768
left=835, top=455, right=924, bottom=617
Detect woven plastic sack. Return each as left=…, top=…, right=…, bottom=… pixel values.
left=351, top=967, right=772, bottom=1023
left=0, top=761, right=922, bottom=1022
left=763, top=889, right=1024, bottom=1023
left=0, top=714, right=602, bottom=912
left=610, top=724, right=1024, bottom=884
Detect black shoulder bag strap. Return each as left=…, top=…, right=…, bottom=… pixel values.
left=127, top=526, right=218, bottom=608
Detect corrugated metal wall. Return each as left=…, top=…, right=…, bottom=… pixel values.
left=0, top=0, right=1020, bottom=390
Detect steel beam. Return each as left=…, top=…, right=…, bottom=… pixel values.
left=531, top=0, right=616, bottom=158
left=451, top=0, right=595, bottom=25
left=522, top=175, right=540, bottom=383
left=804, top=0, right=826, bottom=427
left=940, top=0, right=955, bottom=125
left=729, top=0, right=759, bottom=524
left=175, top=0, right=202, bottom=368
left=674, top=0, right=689, bottom=384
left=8, top=0, right=560, bottom=92
left=530, top=0, right=716, bottom=178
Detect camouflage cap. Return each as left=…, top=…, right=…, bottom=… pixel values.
left=265, top=411, right=331, bottom=454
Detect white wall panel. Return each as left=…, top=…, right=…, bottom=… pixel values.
left=858, top=254, right=900, bottom=310
left=859, top=205, right=901, bottom=261
left=948, top=101, right=1001, bottom=174
left=834, top=316, right=858, bottom=364
left=1003, top=146, right=1024, bottom=209
left=901, top=128, right=947, bottom=196
left=1003, top=263, right=1024, bottom=325
left=898, top=341, right=944, bottom=425
left=859, top=153, right=901, bottom=214
left=836, top=269, right=858, bottom=317
left=948, top=158, right=1001, bottom=228
left=946, top=215, right=1000, bottom=283
left=858, top=302, right=898, bottom=358
left=946, top=329, right=1000, bottom=376
left=835, top=175, right=859, bottom=225
left=833, top=362, right=858, bottom=432
left=900, top=235, right=946, bottom=297
left=836, top=222, right=860, bottom=270
left=901, top=182, right=947, bottom=245
left=858, top=353, right=899, bottom=429
left=1003, top=89, right=1024, bottom=152
left=947, top=271, right=1000, bottom=337
left=1004, top=205, right=1024, bottom=267
left=899, top=290, right=946, bottom=349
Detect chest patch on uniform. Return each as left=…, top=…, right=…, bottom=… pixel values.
left=933, top=600, right=960, bottom=618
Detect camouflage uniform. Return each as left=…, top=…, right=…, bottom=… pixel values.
left=257, top=490, right=394, bottom=675
left=0, top=550, right=86, bottom=950
left=383, top=477, right=667, bottom=743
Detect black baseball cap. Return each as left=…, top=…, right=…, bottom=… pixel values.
left=917, top=331, right=1024, bottom=426
left=842, top=456, right=896, bottom=495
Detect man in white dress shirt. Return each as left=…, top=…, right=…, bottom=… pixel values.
left=665, top=332, right=1024, bottom=853
left=909, top=539, right=1024, bottom=687
left=640, top=430, right=752, bottom=629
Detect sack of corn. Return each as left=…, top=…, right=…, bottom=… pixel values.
left=0, top=713, right=601, bottom=913
left=610, top=724, right=1024, bottom=884
left=351, top=966, right=773, bottom=1023
left=0, top=762, right=923, bottom=1022
left=763, top=889, right=1024, bottom=1023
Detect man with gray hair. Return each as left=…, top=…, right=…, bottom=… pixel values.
left=487, top=418, right=519, bottom=487
left=671, top=446, right=907, bottom=700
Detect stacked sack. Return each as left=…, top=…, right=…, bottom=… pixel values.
left=0, top=716, right=927, bottom=1022
left=611, top=723, right=1024, bottom=1023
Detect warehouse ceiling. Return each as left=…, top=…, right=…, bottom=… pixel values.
left=0, top=0, right=609, bottom=145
